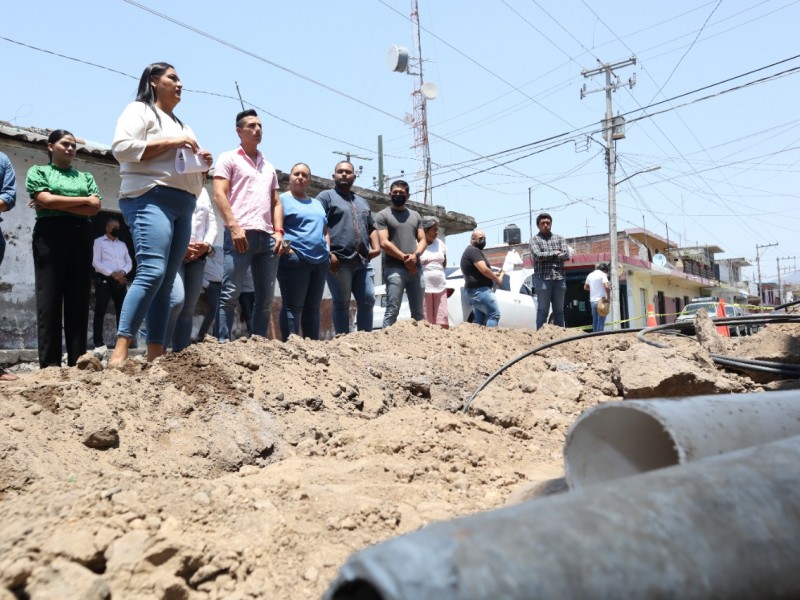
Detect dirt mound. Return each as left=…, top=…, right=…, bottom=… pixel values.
left=0, top=320, right=795, bottom=598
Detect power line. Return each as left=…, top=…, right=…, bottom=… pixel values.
left=646, top=0, right=722, bottom=102
left=0, top=33, right=401, bottom=161
left=376, top=0, right=579, bottom=130
left=429, top=55, right=800, bottom=184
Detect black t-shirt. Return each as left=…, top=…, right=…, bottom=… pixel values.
left=461, top=245, right=494, bottom=289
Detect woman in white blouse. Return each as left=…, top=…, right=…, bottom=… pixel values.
left=165, top=187, right=218, bottom=351
left=109, top=62, right=212, bottom=365
left=419, top=216, right=449, bottom=328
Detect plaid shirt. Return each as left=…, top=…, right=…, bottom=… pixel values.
left=530, top=232, right=569, bottom=280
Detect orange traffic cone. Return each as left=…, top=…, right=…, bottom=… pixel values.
left=646, top=304, right=657, bottom=328
left=716, top=298, right=730, bottom=337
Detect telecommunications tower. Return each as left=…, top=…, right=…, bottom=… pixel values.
left=387, top=0, right=438, bottom=205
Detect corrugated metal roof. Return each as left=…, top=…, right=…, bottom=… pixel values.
left=0, top=121, right=113, bottom=159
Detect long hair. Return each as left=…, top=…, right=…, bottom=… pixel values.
left=47, top=129, right=75, bottom=163
left=135, top=62, right=183, bottom=128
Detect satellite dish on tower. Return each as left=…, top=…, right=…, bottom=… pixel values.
left=386, top=45, right=409, bottom=73
left=420, top=81, right=439, bottom=100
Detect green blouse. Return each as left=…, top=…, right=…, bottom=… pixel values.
left=25, top=163, right=101, bottom=220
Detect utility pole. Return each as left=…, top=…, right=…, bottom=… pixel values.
left=581, top=57, right=637, bottom=329
left=332, top=151, right=372, bottom=165
left=776, top=256, right=796, bottom=305
left=332, top=151, right=372, bottom=183
left=527, top=186, right=534, bottom=242
left=755, top=242, right=778, bottom=306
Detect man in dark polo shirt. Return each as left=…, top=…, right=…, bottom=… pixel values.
left=460, top=229, right=503, bottom=327
left=318, top=161, right=380, bottom=334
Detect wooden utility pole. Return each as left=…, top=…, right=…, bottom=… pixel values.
left=581, top=57, right=637, bottom=329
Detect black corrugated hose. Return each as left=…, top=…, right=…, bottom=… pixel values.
left=462, top=314, right=800, bottom=413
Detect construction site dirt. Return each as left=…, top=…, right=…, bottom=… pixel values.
left=1, top=314, right=797, bottom=599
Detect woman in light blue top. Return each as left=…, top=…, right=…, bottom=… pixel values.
left=276, top=163, right=329, bottom=340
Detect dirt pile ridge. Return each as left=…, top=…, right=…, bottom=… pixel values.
left=1, top=319, right=796, bottom=598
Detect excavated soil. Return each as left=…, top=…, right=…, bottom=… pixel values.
left=0, top=315, right=797, bottom=599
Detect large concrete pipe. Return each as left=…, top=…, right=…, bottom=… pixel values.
left=564, top=390, right=800, bottom=489
left=324, top=436, right=800, bottom=600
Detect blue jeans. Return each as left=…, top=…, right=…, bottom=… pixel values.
left=217, top=229, right=278, bottom=341
left=238, top=291, right=255, bottom=335
left=277, top=253, right=329, bottom=340
left=118, top=186, right=195, bottom=345
left=165, top=257, right=207, bottom=351
left=327, top=262, right=375, bottom=334
left=196, top=281, right=221, bottom=341
left=466, top=286, right=501, bottom=327
left=383, top=266, right=425, bottom=327
left=590, top=300, right=607, bottom=332
left=535, top=276, right=566, bottom=329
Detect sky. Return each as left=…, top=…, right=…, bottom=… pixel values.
left=3, top=0, right=799, bottom=281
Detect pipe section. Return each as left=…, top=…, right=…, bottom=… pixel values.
left=324, top=436, right=800, bottom=600
left=565, top=390, right=800, bottom=489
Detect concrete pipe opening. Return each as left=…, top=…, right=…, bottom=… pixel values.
left=565, top=405, right=678, bottom=489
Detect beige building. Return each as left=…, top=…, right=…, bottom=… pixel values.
left=484, top=226, right=751, bottom=330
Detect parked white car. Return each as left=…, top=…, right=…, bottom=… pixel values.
left=372, top=284, right=413, bottom=330
left=372, top=267, right=538, bottom=329
left=446, top=267, right=537, bottom=328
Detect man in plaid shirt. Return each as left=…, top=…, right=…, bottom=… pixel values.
left=529, top=212, right=570, bottom=329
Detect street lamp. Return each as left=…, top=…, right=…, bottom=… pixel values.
left=609, top=165, right=661, bottom=329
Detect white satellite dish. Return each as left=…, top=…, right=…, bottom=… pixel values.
left=421, top=81, right=439, bottom=100
left=386, top=45, right=409, bottom=73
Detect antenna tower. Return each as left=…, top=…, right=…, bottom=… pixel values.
left=409, top=0, right=432, bottom=205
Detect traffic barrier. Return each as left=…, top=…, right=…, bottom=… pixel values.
left=717, top=298, right=730, bottom=337
left=646, top=304, right=657, bottom=327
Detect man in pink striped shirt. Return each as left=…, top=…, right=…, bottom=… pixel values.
left=212, top=109, right=285, bottom=340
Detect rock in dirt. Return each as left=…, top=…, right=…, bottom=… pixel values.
left=82, top=428, right=119, bottom=449
left=75, top=353, right=103, bottom=372
left=615, top=343, right=723, bottom=399
left=25, top=559, right=110, bottom=600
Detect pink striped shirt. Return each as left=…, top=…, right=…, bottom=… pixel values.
left=213, top=146, right=278, bottom=233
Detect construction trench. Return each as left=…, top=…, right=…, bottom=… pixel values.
left=1, top=308, right=799, bottom=598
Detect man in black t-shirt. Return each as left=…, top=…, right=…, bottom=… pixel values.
left=460, top=229, right=503, bottom=327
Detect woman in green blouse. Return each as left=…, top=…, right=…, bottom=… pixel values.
left=26, top=129, right=101, bottom=368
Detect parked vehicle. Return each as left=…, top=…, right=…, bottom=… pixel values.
left=372, top=284, right=412, bottom=330
left=674, top=298, right=750, bottom=336
left=446, top=267, right=537, bottom=329
left=372, top=267, right=539, bottom=330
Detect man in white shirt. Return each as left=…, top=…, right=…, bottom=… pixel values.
left=584, top=262, right=610, bottom=332
left=92, top=217, right=132, bottom=348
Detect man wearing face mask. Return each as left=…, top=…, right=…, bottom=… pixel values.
left=92, top=217, right=132, bottom=349
left=460, top=229, right=503, bottom=327
left=375, top=180, right=427, bottom=327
